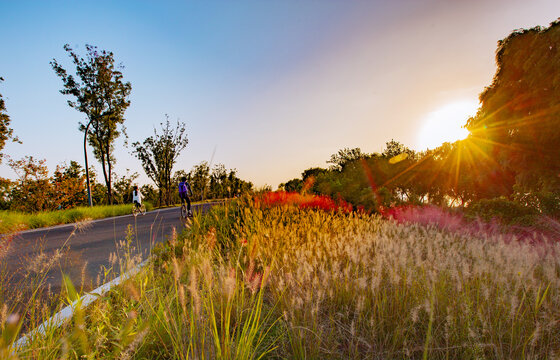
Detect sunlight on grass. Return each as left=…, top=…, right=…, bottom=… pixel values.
left=4, top=197, right=559, bottom=359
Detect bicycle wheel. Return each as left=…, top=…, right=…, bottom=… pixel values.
left=180, top=204, right=188, bottom=218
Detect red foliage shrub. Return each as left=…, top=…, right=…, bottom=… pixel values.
left=256, top=191, right=352, bottom=213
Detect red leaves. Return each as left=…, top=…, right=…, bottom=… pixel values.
left=256, top=191, right=352, bottom=213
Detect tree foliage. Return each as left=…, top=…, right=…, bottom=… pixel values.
left=174, top=162, right=253, bottom=202
left=0, top=77, right=19, bottom=163
left=51, top=44, right=131, bottom=204
left=0, top=158, right=146, bottom=212
left=52, top=161, right=87, bottom=209
left=185, top=161, right=210, bottom=201
left=8, top=156, right=57, bottom=212
left=467, top=20, right=560, bottom=193
left=327, top=147, right=367, bottom=171
left=132, top=116, right=188, bottom=206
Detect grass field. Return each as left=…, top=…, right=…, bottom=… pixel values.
left=4, top=196, right=560, bottom=359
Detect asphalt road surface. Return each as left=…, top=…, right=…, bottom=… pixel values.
left=1, top=203, right=216, bottom=302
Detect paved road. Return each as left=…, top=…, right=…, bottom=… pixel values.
left=1, top=203, right=215, bottom=301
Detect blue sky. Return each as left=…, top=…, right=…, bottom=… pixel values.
left=1, top=0, right=560, bottom=187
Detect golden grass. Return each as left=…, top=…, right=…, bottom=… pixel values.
left=4, top=199, right=559, bottom=359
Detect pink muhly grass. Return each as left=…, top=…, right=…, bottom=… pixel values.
left=385, top=205, right=559, bottom=243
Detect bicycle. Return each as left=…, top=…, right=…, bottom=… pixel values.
left=132, top=203, right=146, bottom=217
left=180, top=198, right=193, bottom=220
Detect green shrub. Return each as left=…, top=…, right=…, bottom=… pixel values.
left=466, top=197, right=538, bottom=224
left=535, top=191, right=560, bottom=217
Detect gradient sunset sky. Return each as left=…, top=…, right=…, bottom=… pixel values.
left=1, top=0, right=559, bottom=188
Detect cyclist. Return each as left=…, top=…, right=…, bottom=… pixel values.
left=132, top=185, right=143, bottom=213
left=178, top=176, right=193, bottom=216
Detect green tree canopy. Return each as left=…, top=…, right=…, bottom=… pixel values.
left=467, top=20, right=560, bottom=193
left=382, top=140, right=415, bottom=159
left=327, top=148, right=367, bottom=171
left=0, top=77, right=19, bottom=163
left=187, top=161, right=210, bottom=201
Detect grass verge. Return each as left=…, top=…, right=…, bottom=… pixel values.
left=0, top=203, right=157, bottom=234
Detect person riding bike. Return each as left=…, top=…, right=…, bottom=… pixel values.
left=132, top=185, right=143, bottom=212
left=178, top=177, right=193, bottom=216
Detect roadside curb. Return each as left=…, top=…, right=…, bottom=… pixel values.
left=14, top=259, right=148, bottom=351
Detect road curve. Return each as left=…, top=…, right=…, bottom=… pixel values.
left=1, top=203, right=215, bottom=300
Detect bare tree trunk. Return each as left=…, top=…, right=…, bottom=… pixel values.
left=99, top=151, right=110, bottom=205
left=107, top=153, right=113, bottom=205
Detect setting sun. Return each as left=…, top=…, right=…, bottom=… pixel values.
left=416, top=100, right=479, bottom=150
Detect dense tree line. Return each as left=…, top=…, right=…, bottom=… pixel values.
left=171, top=161, right=253, bottom=204
left=0, top=158, right=139, bottom=212
left=0, top=157, right=253, bottom=212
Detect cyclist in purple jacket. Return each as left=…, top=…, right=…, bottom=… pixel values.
left=178, top=177, right=193, bottom=216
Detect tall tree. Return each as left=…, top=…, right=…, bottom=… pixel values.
left=209, top=164, right=227, bottom=199
left=382, top=140, right=415, bottom=159
left=51, top=44, right=131, bottom=204
left=327, top=148, right=367, bottom=171
left=132, top=116, right=188, bottom=206
left=466, top=21, right=560, bottom=194
left=0, top=77, right=19, bottom=163
left=188, top=161, right=210, bottom=201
